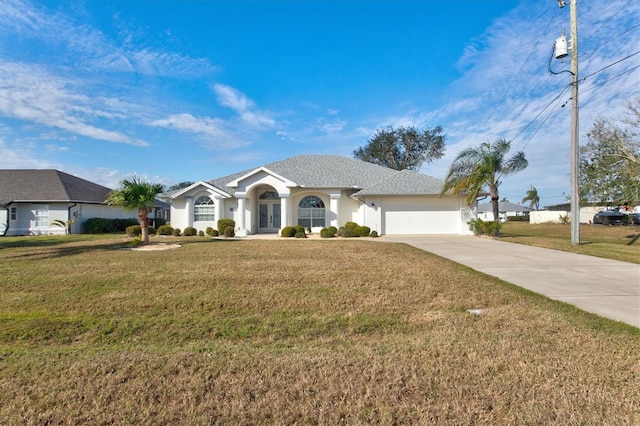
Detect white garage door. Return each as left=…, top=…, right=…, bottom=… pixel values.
left=384, top=198, right=461, bottom=235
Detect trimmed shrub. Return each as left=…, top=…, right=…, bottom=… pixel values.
left=281, top=226, right=296, bottom=237
left=198, top=230, right=205, bottom=236
left=336, top=226, right=346, bottom=237
left=205, top=227, right=215, bottom=236
left=156, top=224, right=174, bottom=235
left=223, top=225, right=235, bottom=238
left=125, top=225, right=156, bottom=237
left=370, top=230, right=379, bottom=237
left=183, top=226, right=197, bottom=236
left=327, top=226, right=338, bottom=235
left=320, top=228, right=335, bottom=238
left=295, top=231, right=307, bottom=238
left=354, top=225, right=371, bottom=237
left=344, top=221, right=359, bottom=231
left=294, top=225, right=306, bottom=235
left=217, top=219, right=236, bottom=236
left=172, top=228, right=181, bottom=236
left=126, top=225, right=141, bottom=237
left=340, top=227, right=356, bottom=238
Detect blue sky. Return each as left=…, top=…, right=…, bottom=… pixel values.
left=1, top=0, right=638, bottom=207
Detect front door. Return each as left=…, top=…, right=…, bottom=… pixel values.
left=259, top=202, right=281, bottom=233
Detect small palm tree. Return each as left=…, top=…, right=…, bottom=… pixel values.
left=522, top=185, right=540, bottom=210
left=105, top=176, right=165, bottom=245
left=441, top=139, right=528, bottom=235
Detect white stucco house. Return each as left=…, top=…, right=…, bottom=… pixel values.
left=0, top=169, right=141, bottom=236
left=170, top=155, right=475, bottom=236
left=477, top=201, right=532, bottom=222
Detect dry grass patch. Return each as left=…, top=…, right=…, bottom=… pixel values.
left=500, top=222, right=640, bottom=264
left=1, top=236, right=638, bottom=424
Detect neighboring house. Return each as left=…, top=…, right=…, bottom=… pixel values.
left=0, top=169, right=138, bottom=236
left=477, top=201, right=531, bottom=222
left=170, top=155, right=475, bottom=236
left=151, top=198, right=171, bottom=227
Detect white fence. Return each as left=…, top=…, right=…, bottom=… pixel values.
left=530, top=207, right=604, bottom=224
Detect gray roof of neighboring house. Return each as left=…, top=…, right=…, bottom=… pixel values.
left=205, top=155, right=445, bottom=196
left=477, top=201, right=532, bottom=212
left=0, top=169, right=112, bottom=206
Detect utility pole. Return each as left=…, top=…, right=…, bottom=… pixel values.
left=555, top=0, right=580, bottom=245
left=569, top=0, right=580, bottom=246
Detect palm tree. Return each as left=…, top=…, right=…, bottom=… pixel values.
left=106, top=176, right=165, bottom=245
left=441, top=139, right=528, bottom=235
left=522, top=185, right=540, bottom=210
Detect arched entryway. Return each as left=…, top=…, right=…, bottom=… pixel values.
left=257, top=188, right=281, bottom=233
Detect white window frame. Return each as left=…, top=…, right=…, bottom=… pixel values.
left=34, top=205, right=49, bottom=227
left=298, top=196, right=325, bottom=228
left=9, top=206, right=17, bottom=221
left=194, top=196, right=215, bottom=222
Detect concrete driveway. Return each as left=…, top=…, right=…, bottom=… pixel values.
left=384, top=235, right=640, bottom=328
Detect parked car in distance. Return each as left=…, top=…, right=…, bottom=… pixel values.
left=593, top=210, right=626, bottom=225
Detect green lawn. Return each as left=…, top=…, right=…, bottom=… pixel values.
left=500, top=222, right=640, bottom=264
left=1, top=235, right=638, bottom=424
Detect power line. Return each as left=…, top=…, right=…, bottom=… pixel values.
left=581, top=50, right=640, bottom=80
left=518, top=88, right=569, bottom=152
left=581, top=64, right=640, bottom=94
left=580, top=23, right=640, bottom=62
left=478, top=7, right=556, bottom=131
left=509, top=83, right=571, bottom=145
left=580, top=0, right=635, bottom=47
left=504, top=74, right=554, bottom=140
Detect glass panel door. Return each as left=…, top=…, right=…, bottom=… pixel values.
left=259, top=202, right=281, bottom=232
left=273, top=204, right=281, bottom=228
left=259, top=203, right=268, bottom=228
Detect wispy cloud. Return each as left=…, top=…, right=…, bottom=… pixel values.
left=149, top=113, right=226, bottom=138
left=0, top=0, right=215, bottom=77
left=0, top=0, right=222, bottom=148
left=316, top=117, right=347, bottom=134
left=0, top=62, right=149, bottom=146
left=212, top=84, right=276, bottom=129
left=0, top=138, right=56, bottom=169
left=147, top=112, right=255, bottom=150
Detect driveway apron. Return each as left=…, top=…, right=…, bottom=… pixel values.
left=384, top=235, right=640, bottom=328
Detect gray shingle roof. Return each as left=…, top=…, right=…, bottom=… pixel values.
left=0, top=169, right=112, bottom=206
left=204, top=155, right=443, bottom=196
left=354, top=169, right=444, bottom=195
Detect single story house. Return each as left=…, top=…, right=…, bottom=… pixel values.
left=477, top=201, right=532, bottom=222
left=170, top=155, right=475, bottom=236
left=0, top=169, right=141, bottom=236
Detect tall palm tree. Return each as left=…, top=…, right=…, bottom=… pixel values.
left=106, top=176, right=165, bottom=245
left=441, top=139, right=528, bottom=235
left=522, top=185, right=540, bottom=210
